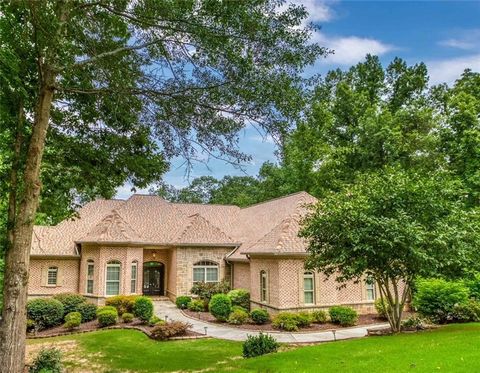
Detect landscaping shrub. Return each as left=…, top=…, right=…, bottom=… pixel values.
left=227, top=308, right=249, bottom=325
left=27, top=298, right=64, bottom=329
left=149, top=315, right=163, bottom=326
left=209, top=294, right=232, bottom=321
left=272, top=312, right=300, bottom=331
left=242, top=333, right=279, bottom=358
left=133, top=296, right=154, bottom=323
left=53, top=293, right=87, bottom=316
left=296, top=311, right=313, bottom=327
left=465, top=274, right=480, bottom=300
left=401, top=316, right=427, bottom=331
left=105, top=295, right=138, bottom=315
left=250, top=309, right=270, bottom=325
left=151, top=321, right=191, bottom=340
left=452, top=300, right=480, bottom=322
left=413, top=278, right=469, bottom=323
left=188, top=299, right=205, bottom=312
left=63, top=312, right=82, bottom=330
left=175, top=296, right=192, bottom=309
left=26, top=319, right=36, bottom=333
left=122, top=312, right=134, bottom=323
left=311, top=310, right=328, bottom=324
left=191, top=280, right=230, bottom=302
left=96, top=306, right=118, bottom=327
left=232, top=305, right=248, bottom=313
left=329, top=306, right=358, bottom=326
left=29, top=347, right=62, bottom=373
left=374, top=298, right=391, bottom=320
left=227, top=289, right=250, bottom=310
left=76, top=302, right=97, bottom=322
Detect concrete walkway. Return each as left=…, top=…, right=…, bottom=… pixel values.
left=153, top=300, right=388, bottom=343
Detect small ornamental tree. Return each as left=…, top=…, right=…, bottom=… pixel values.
left=301, top=168, right=480, bottom=332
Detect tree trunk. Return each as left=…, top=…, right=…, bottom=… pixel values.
left=0, top=71, right=55, bottom=372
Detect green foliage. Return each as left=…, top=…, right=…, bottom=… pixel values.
left=328, top=306, right=358, bottom=327
left=63, top=312, right=82, bottom=330
left=401, top=316, right=427, bottom=331
left=227, top=289, right=250, bottom=311
left=465, top=274, right=480, bottom=300
left=374, top=298, right=391, bottom=320
left=150, top=321, right=191, bottom=340
left=250, top=309, right=270, bottom=325
left=311, top=310, right=328, bottom=324
left=27, top=298, right=64, bottom=329
left=96, top=307, right=118, bottom=327
left=122, top=312, right=134, bottom=323
left=209, top=294, right=232, bottom=321
left=76, top=302, right=97, bottom=322
left=29, top=347, right=62, bottom=373
left=413, top=279, right=470, bottom=323
left=452, top=300, right=480, bottom=322
left=148, top=315, right=163, bottom=327
left=272, top=312, right=300, bottom=331
left=296, top=312, right=313, bottom=327
left=105, top=295, right=138, bottom=315
left=188, top=299, right=205, bottom=312
left=242, top=333, right=279, bottom=358
left=227, top=308, right=249, bottom=325
left=26, top=319, right=36, bottom=333
left=175, top=296, right=192, bottom=309
left=133, top=296, right=154, bottom=323
left=191, top=280, right=230, bottom=303
left=53, top=293, right=87, bottom=316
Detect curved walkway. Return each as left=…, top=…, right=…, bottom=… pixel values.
left=153, top=300, right=388, bottom=343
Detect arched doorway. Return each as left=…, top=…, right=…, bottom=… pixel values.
left=143, top=261, right=165, bottom=296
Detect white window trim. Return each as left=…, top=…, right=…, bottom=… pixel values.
left=366, top=276, right=376, bottom=301
left=131, top=261, right=138, bottom=294
left=86, top=260, right=94, bottom=295
left=260, top=270, right=268, bottom=303
left=105, top=262, right=121, bottom=297
left=47, top=267, right=58, bottom=287
left=303, top=272, right=315, bottom=305
left=193, top=261, right=219, bottom=283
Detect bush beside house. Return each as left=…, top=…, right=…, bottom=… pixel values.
left=209, top=294, right=232, bottom=321
left=133, top=296, right=154, bottom=323
left=27, top=298, right=64, bottom=329
left=329, top=306, right=358, bottom=327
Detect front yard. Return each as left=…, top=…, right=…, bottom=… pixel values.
left=28, top=323, right=480, bottom=372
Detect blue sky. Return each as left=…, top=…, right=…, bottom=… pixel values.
left=116, top=0, right=480, bottom=198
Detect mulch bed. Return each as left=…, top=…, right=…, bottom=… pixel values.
left=27, top=318, right=204, bottom=340
left=183, top=310, right=403, bottom=332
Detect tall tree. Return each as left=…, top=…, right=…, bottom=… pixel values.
left=0, top=1, right=325, bottom=370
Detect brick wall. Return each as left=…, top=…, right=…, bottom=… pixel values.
left=29, top=258, right=80, bottom=295
left=232, top=262, right=250, bottom=291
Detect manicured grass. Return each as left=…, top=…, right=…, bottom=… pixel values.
left=28, top=323, right=480, bottom=372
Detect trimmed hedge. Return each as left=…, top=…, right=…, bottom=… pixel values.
left=227, top=308, right=249, bottom=325
left=76, top=302, right=97, bottom=322
left=175, top=296, right=192, bottom=309
left=191, top=280, right=230, bottom=302
left=311, top=310, right=328, bottom=324
left=250, top=309, right=269, bottom=325
left=27, top=298, right=64, bottom=329
left=209, top=294, right=232, bottom=321
left=133, top=296, right=154, bottom=323
left=105, top=295, right=138, bottom=315
left=329, top=306, right=358, bottom=326
left=187, top=299, right=205, bottom=312
left=151, top=321, right=191, bottom=340
left=53, top=293, right=87, bottom=316
left=122, top=312, right=134, bottom=323
left=96, top=306, right=118, bottom=327
left=227, top=289, right=250, bottom=310
left=63, top=312, right=82, bottom=330
left=272, top=312, right=300, bottom=331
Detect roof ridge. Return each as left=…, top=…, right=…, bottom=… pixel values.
left=242, top=213, right=296, bottom=252
left=176, top=213, right=235, bottom=243
left=81, top=208, right=143, bottom=242
left=239, top=191, right=313, bottom=210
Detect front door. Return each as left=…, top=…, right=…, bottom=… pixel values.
left=143, top=262, right=165, bottom=296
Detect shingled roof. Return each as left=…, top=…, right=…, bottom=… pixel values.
left=30, top=191, right=317, bottom=258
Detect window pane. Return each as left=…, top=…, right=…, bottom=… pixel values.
left=106, top=282, right=119, bottom=296
left=367, top=289, right=375, bottom=300
left=107, top=266, right=120, bottom=281
left=131, top=280, right=136, bottom=293
left=87, top=280, right=94, bottom=294
left=48, top=268, right=57, bottom=285
left=131, top=265, right=137, bottom=279
left=206, top=268, right=218, bottom=282
left=193, top=268, right=205, bottom=282
left=304, top=291, right=314, bottom=304
left=304, top=277, right=314, bottom=291
left=87, top=264, right=94, bottom=277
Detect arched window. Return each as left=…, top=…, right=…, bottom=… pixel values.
left=366, top=276, right=376, bottom=300
left=47, top=266, right=58, bottom=286
left=304, top=272, right=315, bottom=305
left=193, top=260, right=219, bottom=283
left=260, top=270, right=268, bottom=303
left=131, top=261, right=138, bottom=294
left=106, top=261, right=121, bottom=296
left=86, top=260, right=94, bottom=294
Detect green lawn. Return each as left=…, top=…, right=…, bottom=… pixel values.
left=28, top=323, right=480, bottom=372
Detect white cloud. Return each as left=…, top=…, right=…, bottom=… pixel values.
left=279, top=0, right=335, bottom=24
left=438, top=29, right=480, bottom=51
left=250, top=134, right=275, bottom=144
left=314, top=33, right=395, bottom=65
left=427, top=54, right=480, bottom=85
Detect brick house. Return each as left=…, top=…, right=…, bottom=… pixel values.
left=29, top=192, right=378, bottom=313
